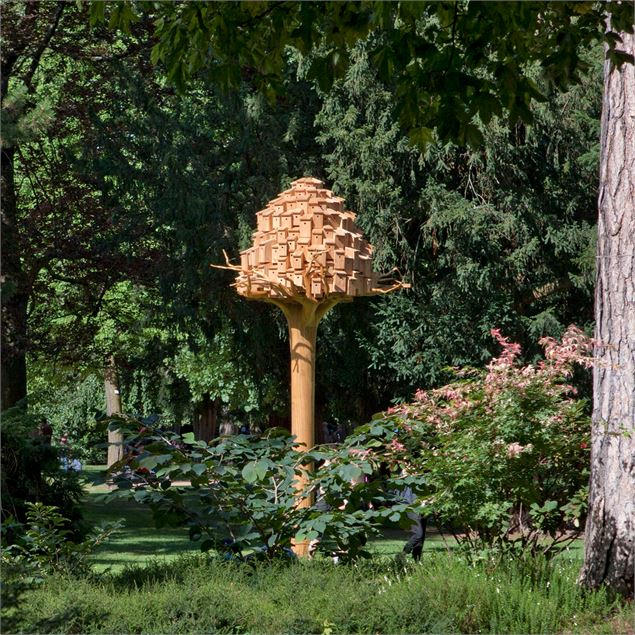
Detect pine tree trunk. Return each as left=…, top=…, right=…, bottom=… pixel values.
left=578, top=30, right=634, bottom=597
left=105, top=358, right=124, bottom=467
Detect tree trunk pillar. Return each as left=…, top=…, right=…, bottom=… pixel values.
left=278, top=300, right=337, bottom=557
left=1, top=144, right=29, bottom=411
left=288, top=314, right=318, bottom=456
left=105, top=357, right=124, bottom=467
left=579, top=28, right=634, bottom=596
left=287, top=310, right=317, bottom=557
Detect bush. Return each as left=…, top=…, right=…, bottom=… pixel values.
left=105, top=422, right=414, bottom=562
left=347, top=326, right=593, bottom=560
left=1, top=502, right=121, bottom=632
left=0, top=404, right=85, bottom=538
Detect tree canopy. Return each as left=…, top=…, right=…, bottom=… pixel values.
left=95, top=0, right=634, bottom=147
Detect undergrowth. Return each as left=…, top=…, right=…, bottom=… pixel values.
left=6, top=552, right=629, bottom=634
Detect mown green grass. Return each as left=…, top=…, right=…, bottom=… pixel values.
left=82, top=465, right=199, bottom=572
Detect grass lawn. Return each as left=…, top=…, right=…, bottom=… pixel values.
left=81, top=465, right=452, bottom=571
left=82, top=465, right=199, bottom=572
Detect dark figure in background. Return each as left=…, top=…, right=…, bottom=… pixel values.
left=402, top=486, right=427, bottom=561
left=403, top=512, right=427, bottom=561
left=39, top=419, right=53, bottom=444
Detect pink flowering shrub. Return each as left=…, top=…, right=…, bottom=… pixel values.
left=348, top=326, right=593, bottom=559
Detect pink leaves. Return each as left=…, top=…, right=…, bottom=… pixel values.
left=397, top=325, right=593, bottom=437
left=484, top=325, right=593, bottom=397
left=539, top=325, right=594, bottom=369
left=489, top=328, right=522, bottom=366
left=506, top=442, right=533, bottom=458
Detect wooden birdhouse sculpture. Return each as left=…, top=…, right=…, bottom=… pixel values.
left=218, top=177, right=408, bottom=536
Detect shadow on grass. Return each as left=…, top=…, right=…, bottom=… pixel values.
left=82, top=488, right=199, bottom=571
left=83, top=470, right=542, bottom=573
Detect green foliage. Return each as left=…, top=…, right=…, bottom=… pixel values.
left=94, top=1, right=634, bottom=148
left=315, top=42, right=601, bottom=395
left=1, top=502, right=121, bottom=581
left=9, top=553, right=627, bottom=634
left=1, top=503, right=120, bottom=633
left=28, top=369, right=106, bottom=463
left=16, top=0, right=612, bottom=432
left=106, top=420, right=412, bottom=562
left=172, top=328, right=260, bottom=410
left=0, top=81, right=55, bottom=148
left=347, top=327, right=592, bottom=560
left=0, top=405, right=85, bottom=536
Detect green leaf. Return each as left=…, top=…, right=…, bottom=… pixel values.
left=191, top=464, right=207, bottom=477
left=408, top=127, right=435, bottom=149
left=242, top=462, right=258, bottom=483
left=254, top=459, right=269, bottom=481
left=89, top=2, right=105, bottom=26
left=544, top=500, right=558, bottom=512
left=182, top=432, right=196, bottom=444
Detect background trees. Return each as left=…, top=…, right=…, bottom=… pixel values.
left=2, top=0, right=632, bottom=594
left=86, top=0, right=633, bottom=595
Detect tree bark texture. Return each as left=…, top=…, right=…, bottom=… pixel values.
left=194, top=394, right=219, bottom=442
left=579, top=30, right=635, bottom=597
left=105, top=358, right=124, bottom=467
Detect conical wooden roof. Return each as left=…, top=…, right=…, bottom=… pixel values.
left=236, top=177, right=378, bottom=300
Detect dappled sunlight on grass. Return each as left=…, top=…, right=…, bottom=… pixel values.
left=82, top=467, right=199, bottom=572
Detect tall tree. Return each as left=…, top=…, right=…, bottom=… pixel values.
left=578, top=27, right=634, bottom=597
left=1, top=2, right=159, bottom=410
left=1, top=1, right=66, bottom=409
left=314, top=42, right=602, bottom=397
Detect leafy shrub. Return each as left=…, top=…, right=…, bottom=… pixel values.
left=106, top=422, right=414, bottom=562
left=1, top=502, right=121, bottom=580
left=0, top=502, right=121, bottom=632
left=347, top=326, right=593, bottom=560
left=0, top=404, right=85, bottom=538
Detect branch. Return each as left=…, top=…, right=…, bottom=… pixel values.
left=24, top=1, right=65, bottom=93
left=518, top=278, right=574, bottom=308
left=235, top=2, right=293, bottom=30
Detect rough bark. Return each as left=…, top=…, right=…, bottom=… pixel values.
left=105, top=358, right=124, bottom=467
left=578, top=30, right=635, bottom=597
left=193, top=394, right=219, bottom=442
